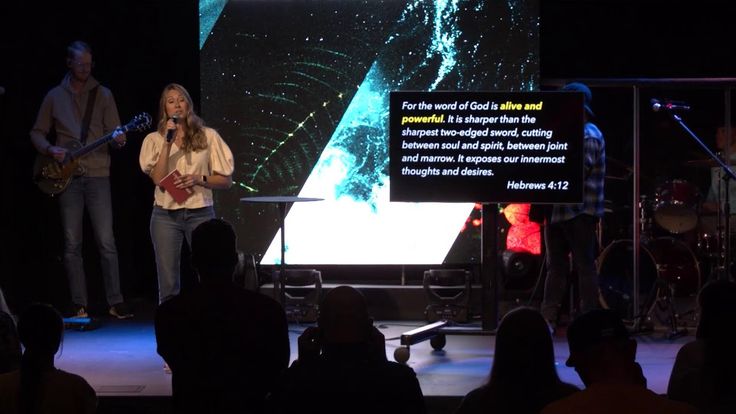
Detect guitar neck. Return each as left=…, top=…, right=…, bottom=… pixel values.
left=64, top=113, right=151, bottom=161
left=71, top=129, right=123, bottom=159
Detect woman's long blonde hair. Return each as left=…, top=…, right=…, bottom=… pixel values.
left=157, top=83, right=208, bottom=152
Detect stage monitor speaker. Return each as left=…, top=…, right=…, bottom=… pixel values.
left=273, top=269, right=322, bottom=323
left=423, top=268, right=472, bottom=323
left=501, top=250, right=540, bottom=291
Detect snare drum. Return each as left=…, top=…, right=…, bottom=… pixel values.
left=653, top=180, right=701, bottom=234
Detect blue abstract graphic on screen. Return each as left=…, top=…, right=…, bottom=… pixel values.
left=200, top=0, right=538, bottom=264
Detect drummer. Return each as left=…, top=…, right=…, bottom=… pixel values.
left=698, top=125, right=736, bottom=280
left=701, top=125, right=736, bottom=223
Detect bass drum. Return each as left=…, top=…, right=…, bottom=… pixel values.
left=597, top=237, right=700, bottom=321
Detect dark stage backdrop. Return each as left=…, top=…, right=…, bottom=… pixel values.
left=0, top=1, right=200, bottom=312
left=1, top=0, right=735, bottom=311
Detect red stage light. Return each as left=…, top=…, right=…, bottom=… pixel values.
left=506, top=222, right=541, bottom=255
left=502, top=203, right=541, bottom=255
left=502, top=203, right=531, bottom=226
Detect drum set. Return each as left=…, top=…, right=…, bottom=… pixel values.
left=597, top=177, right=724, bottom=333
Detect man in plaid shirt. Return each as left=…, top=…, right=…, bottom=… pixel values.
left=541, top=82, right=605, bottom=332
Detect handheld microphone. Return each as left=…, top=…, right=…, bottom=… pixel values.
left=165, top=115, right=178, bottom=143
left=651, top=98, right=691, bottom=112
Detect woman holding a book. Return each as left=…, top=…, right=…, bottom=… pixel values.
left=139, top=83, right=234, bottom=303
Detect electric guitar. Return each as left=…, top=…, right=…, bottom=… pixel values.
left=33, top=112, right=152, bottom=196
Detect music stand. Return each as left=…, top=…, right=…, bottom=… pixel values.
left=240, top=196, right=323, bottom=304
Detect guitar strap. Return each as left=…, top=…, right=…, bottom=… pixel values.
left=80, top=85, right=99, bottom=144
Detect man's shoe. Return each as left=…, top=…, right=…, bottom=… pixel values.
left=71, top=304, right=88, bottom=318
left=109, top=302, right=134, bottom=319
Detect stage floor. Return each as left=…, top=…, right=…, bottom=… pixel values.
left=53, top=315, right=692, bottom=405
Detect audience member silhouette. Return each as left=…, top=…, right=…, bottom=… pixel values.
left=542, top=308, right=697, bottom=414
left=667, top=279, right=736, bottom=413
left=154, top=218, right=289, bottom=414
left=454, top=307, right=579, bottom=414
left=270, top=285, right=426, bottom=414
left=0, top=311, right=21, bottom=374
left=0, top=303, right=97, bottom=413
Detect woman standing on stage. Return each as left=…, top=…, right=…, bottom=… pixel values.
left=139, top=83, right=234, bottom=303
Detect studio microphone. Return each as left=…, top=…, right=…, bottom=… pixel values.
left=651, top=98, right=691, bottom=112
left=165, top=115, right=178, bottom=143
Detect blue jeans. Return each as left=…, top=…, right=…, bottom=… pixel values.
left=150, top=205, right=215, bottom=303
left=58, top=176, right=123, bottom=307
left=541, top=214, right=600, bottom=322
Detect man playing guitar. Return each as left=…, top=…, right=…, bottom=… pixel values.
left=29, top=40, right=133, bottom=320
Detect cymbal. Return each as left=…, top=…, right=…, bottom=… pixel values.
left=683, top=158, right=731, bottom=168
left=607, top=157, right=632, bottom=171
left=606, top=156, right=634, bottom=181
left=604, top=172, right=656, bottom=184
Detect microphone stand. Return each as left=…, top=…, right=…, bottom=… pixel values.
left=668, top=111, right=736, bottom=281
left=632, top=110, right=735, bottom=339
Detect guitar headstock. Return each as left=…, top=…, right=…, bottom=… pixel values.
left=123, top=112, right=153, bottom=133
